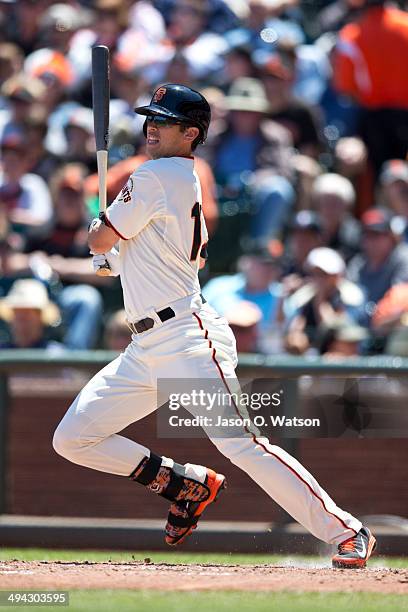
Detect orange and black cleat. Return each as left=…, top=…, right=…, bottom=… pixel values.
left=332, top=527, right=377, bottom=569
left=165, top=469, right=226, bottom=546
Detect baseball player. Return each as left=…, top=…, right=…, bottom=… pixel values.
left=53, top=84, right=376, bottom=568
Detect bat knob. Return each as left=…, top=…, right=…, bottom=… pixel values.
left=96, top=264, right=112, bottom=277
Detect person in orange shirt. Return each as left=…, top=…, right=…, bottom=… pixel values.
left=85, top=153, right=219, bottom=236
left=333, top=0, right=408, bottom=174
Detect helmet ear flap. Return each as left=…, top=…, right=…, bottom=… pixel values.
left=143, top=119, right=147, bottom=137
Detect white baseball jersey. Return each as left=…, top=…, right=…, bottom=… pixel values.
left=106, top=156, right=208, bottom=321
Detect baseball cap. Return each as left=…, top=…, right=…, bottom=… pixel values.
left=361, top=208, right=393, bottom=233
left=290, top=210, right=322, bottom=233
left=306, top=247, right=345, bottom=275
left=28, top=50, right=74, bottom=87
left=379, top=159, right=408, bottom=185
left=224, top=78, right=270, bottom=113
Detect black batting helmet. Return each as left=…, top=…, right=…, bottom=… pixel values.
left=134, top=83, right=211, bottom=144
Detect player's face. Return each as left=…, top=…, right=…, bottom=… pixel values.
left=145, top=117, right=194, bottom=159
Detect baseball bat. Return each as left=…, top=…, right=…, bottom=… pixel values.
left=91, top=45, right=111, bottom=276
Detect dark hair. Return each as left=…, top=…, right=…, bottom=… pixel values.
left=179, top=124, right=201, bottom=151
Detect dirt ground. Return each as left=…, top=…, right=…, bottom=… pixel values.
left=0, top=561, right=408, bottom=593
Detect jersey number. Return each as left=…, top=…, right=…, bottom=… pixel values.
left=190, top=202, right=202, bottom=261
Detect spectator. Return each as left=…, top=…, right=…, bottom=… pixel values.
left=379, top=160, right=408, bottom=240
left=221, top=29, right=257, bottom=84
left=347, top=208, right=408, bottom=312
left=333, top=136, right=371, bottom=217
left=24, top=2, right=90, bottom=95
left=311, top=172, right=361, bottom=260
left=0, top=278, right=63, bottom=351
left=206, top=77, right=295, bottom=241
left=165, top=0, right=228, bottom=82
left=333, top=0, right=408, bottom=174
left=321, top=322, right=369, bottom=357
left=36, top=3, right=87, bottom=56
left=110, top=62, right=148, bottom=146
left=63, top=107, right=96, bottom=172
left=371, top=282, right=408, bottom=356
left=257, top=51, right=324, bottom=158
left=0, top=43, right=24, bottom=91
left=162, top=51, right=198, bottom=88
left=224, top=300, right=262, bottom=353
left=25, top=163, right=90, bottom=258
left=7, top=0, right=49, bottom=56
left=202, top=243, right=283, bottom=335
left=18, top=163, right=104, bottom=350
left=283, top=210, right=323, bottom=277
left=128, top=1, right=167, bottom=43
left=104, top=309, right=132, bottom=352
left=334, top=136, right=368, bottom=181
left=155, top=0, right=239, bottom=34
left=291, top=153, right=323, bottom=211
left=0, top=74, right=45, bottom=143
left=25, top=55, right=80, bottom=157
left=24, top=108, right=61, bottom=182
left=0, top=132, right=52, bottom=238
left=285, top=247, right=365, bottom=354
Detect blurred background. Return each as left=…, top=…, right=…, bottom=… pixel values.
left=1, top=0, right=408, bottom=357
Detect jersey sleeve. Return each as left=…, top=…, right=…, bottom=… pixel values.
left=105, top=166, right=166, bottom=240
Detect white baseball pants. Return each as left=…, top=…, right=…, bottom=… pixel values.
left=53, top=295, right=362, bottom=545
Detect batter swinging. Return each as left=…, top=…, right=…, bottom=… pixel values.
left=53, top=84, right=376, bottom=568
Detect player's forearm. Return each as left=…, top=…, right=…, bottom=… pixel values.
left=88, top=217, right=118, bottom=254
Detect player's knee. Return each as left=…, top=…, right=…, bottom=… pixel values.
left=52, top=421, right=83, bottom=461
left=53, top=424, right=72, bottom=459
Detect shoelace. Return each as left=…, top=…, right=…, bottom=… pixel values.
left=338, top=536, right=358, bottom=553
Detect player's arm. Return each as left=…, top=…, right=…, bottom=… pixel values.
left=88, top=216, right=120, bottom=254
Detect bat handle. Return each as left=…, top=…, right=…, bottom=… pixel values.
left=95, top=149, right=111, bottom=276
left=97, top=149, right=108, bottom=213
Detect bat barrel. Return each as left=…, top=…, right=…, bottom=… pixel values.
left=92, top=45, right=110, bottom=152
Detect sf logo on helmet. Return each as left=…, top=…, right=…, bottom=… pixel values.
left=153, top=87, right=167, bottom=103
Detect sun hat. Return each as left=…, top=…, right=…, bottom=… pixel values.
left=0, top=279, right=60, bottom=326
left=224, top=301, right=262, bottom=328
left=224, top=77, right=270, bottom=113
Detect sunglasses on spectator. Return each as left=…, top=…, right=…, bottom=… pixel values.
left=146, top=115, right=185, bottom=127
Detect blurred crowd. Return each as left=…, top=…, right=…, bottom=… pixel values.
left=1, top=0, right=408, bottom=358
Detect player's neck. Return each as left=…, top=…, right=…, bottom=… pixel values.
left=149, top=151, right=194, bottom=160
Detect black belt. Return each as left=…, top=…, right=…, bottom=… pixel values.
left=132, top=295, right=206, bottom=334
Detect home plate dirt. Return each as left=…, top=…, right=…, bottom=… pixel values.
left=0, top=562, right=408, bottom=593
